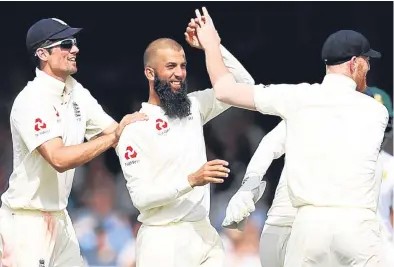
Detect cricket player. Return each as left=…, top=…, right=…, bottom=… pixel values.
left=0, top=18, right=147, bottom=267
left=194, top=7, right=388, bottom=267
left=222, top=120, right=295, bottom=267
left=116, top=22, right=254, bottom=267
left=222, top=88, right=393, bottom=267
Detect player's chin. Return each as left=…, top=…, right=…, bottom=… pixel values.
left=170, top=85, right=182, bottom=93
left=68, top=66, right=78, bottom=75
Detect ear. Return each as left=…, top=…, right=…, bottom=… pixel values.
left=144, top=67, right=155, bottom=81
left=349, top=56, right=357, bottom=73
left=36, top=48, right=49, bottom=62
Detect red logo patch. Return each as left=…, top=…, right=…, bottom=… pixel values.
left=156, top=118, right=168, bottom=131
left=124, top=146, right=137, bottom=160
left=34, top=118, right=47, bottom=132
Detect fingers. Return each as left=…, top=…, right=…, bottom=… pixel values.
left=205, top=177, right=225, bottom=184
left=192, top=36, right=199, bottom=46
left=120, top=113, right=148, bottom=126
left=207, top=165, right=230, bottom=174
left=208, top=170, right=229, bottom=178
left=207, top=159, right=229, bottom=166
left=195, top=9, right=203, bottom=26
left=186, top=26, right=195, bottom=34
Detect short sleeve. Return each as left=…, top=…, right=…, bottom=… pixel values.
left=253, top=83, right=310, bottom=119
left=11, top=100, right=62, bottom=152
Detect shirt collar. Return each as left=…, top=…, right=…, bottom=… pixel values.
left=322, top=74, right=357, bottom=92
left=35, top=68, right=76, bottom=97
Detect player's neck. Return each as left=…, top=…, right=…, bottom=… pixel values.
left=40, top=65, right=68, bottom=83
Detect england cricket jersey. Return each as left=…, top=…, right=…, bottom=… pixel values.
left=377, top=150, right=394, bottom=236
left=253, top=74, right=388, bottom=211
left=117, top=45, right=254, bottom=225
left=1, top=69, right=114, bottom=211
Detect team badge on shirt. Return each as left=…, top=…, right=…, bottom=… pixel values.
left=156, top=118, right=170, bottom=135
left=34, top=118, right=50, bottom=136
left=124, top=146, right=139, bottom=166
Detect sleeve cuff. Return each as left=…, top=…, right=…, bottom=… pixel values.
left=27, top=131, right=63, bottom=153
left=175, top=178, right=194, bottom=195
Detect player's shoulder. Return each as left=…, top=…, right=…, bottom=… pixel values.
left=11, top=82, right=45, bottom=114
left=360, top=93, right=389, bottom=118
left=257, top=82, right=317, bottom=92
left=120, top=120, right=149, bottom=139
left=187, top=88, right=213, bottom=104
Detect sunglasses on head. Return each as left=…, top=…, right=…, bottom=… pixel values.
left=42, top=38, right=77, bottom=50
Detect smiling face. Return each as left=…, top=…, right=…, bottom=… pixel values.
left=35, top=37, right=79, bottom=81
left=144, top=39, right=192, bottom=119
left=153, top=47, right=187, bottom=92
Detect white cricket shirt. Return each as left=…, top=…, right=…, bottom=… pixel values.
left=378, top=150, right=394, bottom=235
left=253, top=74, right=388, bottom=211
left=117, top=46, right=254, bottom=225
left=245, top=121, right=297, bottom=226
left=1, top=69, right=114, bottom=211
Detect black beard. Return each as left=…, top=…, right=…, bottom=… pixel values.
left=154, top=76, right=191, bottom=119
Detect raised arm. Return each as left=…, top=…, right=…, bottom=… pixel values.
left=186, top=19, right=255, bottom=124
left=194, top=7, right=305, bottom=119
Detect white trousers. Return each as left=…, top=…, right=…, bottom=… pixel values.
left=136, top=218, right=224, bottom=267
left=284, top=206, right=383, bottom=267
left=0, top=205, right=83, bottom=267
left=259, top=224, right=292, bottom=267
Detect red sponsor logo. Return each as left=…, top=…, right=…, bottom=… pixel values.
left=124, top=146, right=137, bottom=160
left=156, top=118, right=168, bottom=131
left=34, top=118, right=47, bottom=132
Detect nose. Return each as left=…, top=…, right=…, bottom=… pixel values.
left=70, top=44, right=79, bottom=54
left=173, top=66, right=183, bottom=78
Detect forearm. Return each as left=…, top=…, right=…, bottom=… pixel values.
left=205, top=47, right=256, bottom=110
left=130, top=178, right=193, bottom=211
left=52, top=133, right=116, bottom=172
left=205, top=46, right=232, bottom=87
left=244, top=150, right=276, bottom=180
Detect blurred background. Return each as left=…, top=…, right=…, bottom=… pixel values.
left=0, top=1, right=392, bottom=267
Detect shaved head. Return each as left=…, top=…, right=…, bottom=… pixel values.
left=143, top=38, right=184, bottom=68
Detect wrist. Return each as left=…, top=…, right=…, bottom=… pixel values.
left=108, top=132, right=118, bottom=146
left=204, top=44, right=221, bottom=54
left=187, top=174, right=196, bottom=188
left=177, top=176, right=194, bottom=194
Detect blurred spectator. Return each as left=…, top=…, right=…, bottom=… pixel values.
left=73, top=164, right=133, bottom=265
left=221, top=212, right=265, bottom=267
